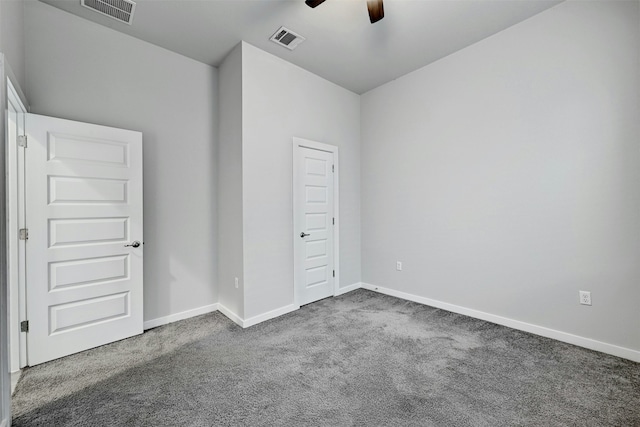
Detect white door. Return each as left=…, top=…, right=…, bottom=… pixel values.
left=25, top=114, right=143, bottom=365
left=294, top=141, right=337, bottom=306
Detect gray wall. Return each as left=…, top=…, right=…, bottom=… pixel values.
left=361, top=0, right=640, bottom=352
left=25, top=1, right=219, bottom=323
left=217, top=43, right=245, bottom=318
left=0, top=0, right=26, bottom=95
left=17, top=0, right=638, bottom=357
left=242, top=42, right=361, bottom=319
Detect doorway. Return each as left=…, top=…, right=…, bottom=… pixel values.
left=293, top=137, right=339, bottom=306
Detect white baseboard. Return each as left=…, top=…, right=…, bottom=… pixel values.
left=11, top=370, right=21, bottom=395
left=334, top=282, right=362, bottom=296
left=1, top=419, right=7, bottom=427
left=157, top=284, right=358, bottom=330
left=361, top=283, right=640, bottom=363
left=218, top=303, right=300, bottom=328
left=143, top=303, right=219, bottom=330
left=217, top=304, right=244, bottom=328
left=243, top=304, right=299, bottom=328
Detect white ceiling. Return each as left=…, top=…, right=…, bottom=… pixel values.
left=38, top=0, right=562, bottom=94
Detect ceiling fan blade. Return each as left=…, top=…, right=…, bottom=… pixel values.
left=367, top=0, right=384, bottom=23
left=305, top=0, right=327, bottom=8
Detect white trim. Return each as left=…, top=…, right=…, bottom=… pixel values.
left=292, top=137, right=337, bottom=153
left=10, top=371, right=20, bottom=395
left=1, top=419, right=7, bottom=427
left=1, top=54, right=12, bottom=426
left=334, top=282, right=362, bottom=296
left=217, top=304, right=244, bottom=328
left=361, top=283, right=640, bottom=363
left=292, top=137, right=340, bottom=306
left=217, top=303, right=300, bottom=328
left=7, top=77, right=28, bottom=372
left=143, top=303, right=219, bottom=330
left=243, top=304, right=299, bottom=328
left=5, top=58, right=28, bottom=111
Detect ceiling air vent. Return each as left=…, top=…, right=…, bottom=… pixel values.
left=81, top=0, right=136, bottom=25
left=270, top=26, right=305, bottom=50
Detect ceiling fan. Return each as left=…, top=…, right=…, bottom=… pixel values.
left=305, top=0, right=384, bottom=24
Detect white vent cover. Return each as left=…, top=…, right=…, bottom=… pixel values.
left=270, top=26, right=305, bottom=50
left=81, top=0, right=136, bottom=25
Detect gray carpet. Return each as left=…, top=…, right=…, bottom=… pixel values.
left=11, top=289, right=640, bottom=426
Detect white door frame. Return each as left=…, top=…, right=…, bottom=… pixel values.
left=7, top=76, right=28, bottom=373
left=2, top=54, right=30, bottom=426
left=292, top=137, right=340, bottom=306
left=0, top=52, right=10, bottom=427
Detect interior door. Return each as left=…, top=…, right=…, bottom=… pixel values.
left=25, top=114, right=143, bottom=365
left=294, top=145, right=335, bottom=306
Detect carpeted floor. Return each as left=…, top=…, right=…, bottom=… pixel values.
left=11, top=289, right=640, bottom=426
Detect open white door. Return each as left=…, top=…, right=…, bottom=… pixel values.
left=25, top=114, right=143, bottom=366
left=293, top=138, right=338, bottom=306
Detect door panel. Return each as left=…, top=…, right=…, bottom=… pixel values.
left=48, top=134, right=129, bottom=165
left=48, top=176, right=129, bottom=204
left=49, top=217, right=128, bottom=247
left=49, top=255, right=128, bottom=291
left=26, top=114, right=143, bottom=365
left=295, top=145, right=335, bottom=306
left=49, top=292, right=129, bottom=334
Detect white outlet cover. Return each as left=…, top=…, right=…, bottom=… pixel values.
left=396, top=261, right=402, bottom=271
left=579, top=291, right=591, bottom=306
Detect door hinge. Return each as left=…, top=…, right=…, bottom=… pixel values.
left=20, top=320, right=29, bottom=333
left=333, top=270, right=335, bottom=278
left=19, top=228, right=29, bottom=240
left=332, top=164, right=334, bottom=173
left=332, top=217, right=335, bottom=225
left=17, top=135, right=27, bottom=148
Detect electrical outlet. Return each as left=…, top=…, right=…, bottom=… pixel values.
left=396, top=261, right=402, bottom=271
left=579, top=291, right=591, bottom=306
left=234, top=277, right=239, bottom=289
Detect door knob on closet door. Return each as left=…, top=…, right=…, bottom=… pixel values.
left=300, top=232, right=310, bottom=238
left=125, top=240, right=141, bottom=248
